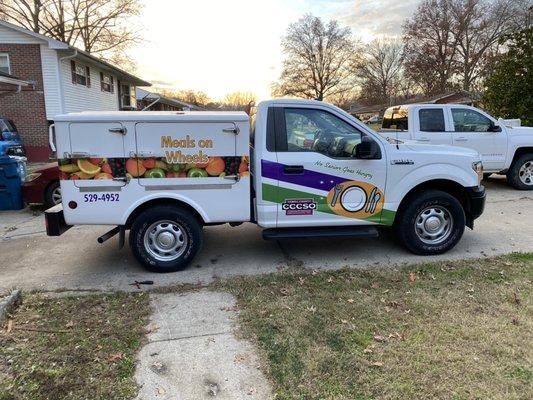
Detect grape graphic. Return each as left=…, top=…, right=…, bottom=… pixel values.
left=224, top=156, right=240, bottom=175
left=108, top=158, right=125, bottom=176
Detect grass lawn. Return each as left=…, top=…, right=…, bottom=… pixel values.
left=223, top=254, right=533, bottom=400
left=0, top=292, right=150, bottom=400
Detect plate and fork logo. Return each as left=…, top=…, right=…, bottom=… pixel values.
left=327, top=181, right=384, bottom=219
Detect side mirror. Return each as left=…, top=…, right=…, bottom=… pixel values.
left=355, top=136, right=381, bottom=159
left=489, top=122, right=502, bottom=132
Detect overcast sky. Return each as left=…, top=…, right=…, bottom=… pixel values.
left=129, top=0, right=420, bottom=100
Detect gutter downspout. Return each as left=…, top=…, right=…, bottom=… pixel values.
left=56, top=48, right=78, bottom=114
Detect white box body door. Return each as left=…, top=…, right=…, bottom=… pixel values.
left=68, top=122, right=127, bottom=189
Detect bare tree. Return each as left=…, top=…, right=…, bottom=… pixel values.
left=0, top=0, right=141, bottom=63
left=452, top=0, right=518, bottom=91
left=0, top=0, right=46, bottom=33
left=403, top=0, right=460, bottom=95
left=355, top=39, right=404, bottom=105
left=158, top=89, right=211, bottom=107
left=220, top=92, right=257, bottom=111
left=273, top=14, right=358, bottom=101
left=403, top=0, right=521, bottom=94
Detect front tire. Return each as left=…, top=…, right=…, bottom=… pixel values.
left=129, top=206, right=203, bottom=272
left=507, top=154, right=533, bottom=190
left=395, top=190, right=465, bottom=255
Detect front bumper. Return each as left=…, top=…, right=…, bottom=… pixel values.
left=466, top=185, right=486, bottom=224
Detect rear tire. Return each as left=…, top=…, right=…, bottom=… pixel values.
left=44, top=181, right=61, bottom=208
left=395, top=190, right=465, bottom=255
left=507, top=154, right=533, bottom=190
left=129, top=206, right=203, bottom=272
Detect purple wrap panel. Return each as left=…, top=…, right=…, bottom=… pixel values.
left=261, top=159, right=350, bottom=192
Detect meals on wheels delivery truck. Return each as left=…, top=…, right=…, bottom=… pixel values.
left=46, top=99, right=486, bottom=272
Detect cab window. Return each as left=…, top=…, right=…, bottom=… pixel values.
left=419, top=109, right=445, bottom=132
left=451, top=108, right=492, bottom=132
left=282, top=108, right=362, bottom=158
left=382, top=107, right=408, bottom=131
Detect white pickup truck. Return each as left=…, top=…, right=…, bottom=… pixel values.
left=379, top=104, right=533, bottom=189
left=45, top=99, right=486, bottom=272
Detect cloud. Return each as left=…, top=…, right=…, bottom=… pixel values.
left=334, top=0, right=421, bottom=40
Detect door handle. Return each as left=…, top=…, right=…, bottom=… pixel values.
left=113, top=176, right=131, bottom=183
left=223, top=174, right=240, bottom=182
left=68, top=151, right=94, bottom=158
left=222, top=125, right=240, bottom=134
left=136, top=151, right=154, bottom=158
left=417, top=137, right=430, bottom=142
left=109, top=127, right=127, bottom=135
left=283, top=165, right=304, bottom=174
left=455, top=137, right=468, bottom=142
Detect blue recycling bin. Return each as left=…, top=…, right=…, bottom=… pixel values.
left=0, top=156, right=24, bottom=210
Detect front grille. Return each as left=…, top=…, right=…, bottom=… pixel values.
left=6, top=146, right=25, bottom=156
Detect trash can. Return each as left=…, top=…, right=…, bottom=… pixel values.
left=0, top=156, right=25, bottom=210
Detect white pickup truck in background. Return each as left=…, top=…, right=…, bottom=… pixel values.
left=378, top=104, right=533, bottom=190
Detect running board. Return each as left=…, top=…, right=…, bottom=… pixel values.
left=262, top=226, right=379, bottom=240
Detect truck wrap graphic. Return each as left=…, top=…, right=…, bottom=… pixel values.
left=261, top=160, right=396, bottom=225
left=58, top=156, right=249, bottom=180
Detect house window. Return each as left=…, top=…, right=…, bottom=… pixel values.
left=100, top=72, right=114, bottom=93
left=70, top=60, right=91, bottom=87
left=120, top=84, right=137, bottom=109
left=0, top=53, right=10, bottom=74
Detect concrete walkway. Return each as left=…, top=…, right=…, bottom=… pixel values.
left=134, top=291, right=272, bottom=400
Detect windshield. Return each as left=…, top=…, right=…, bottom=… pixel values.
left=0, top=119, right=20, bottom=141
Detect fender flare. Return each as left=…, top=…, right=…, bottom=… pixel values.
left=120, top=193, right=210, bottom=225
left=386, top=163, right=475, bottom=212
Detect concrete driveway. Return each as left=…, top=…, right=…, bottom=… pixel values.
left=1, top=176, right=531, bottom=292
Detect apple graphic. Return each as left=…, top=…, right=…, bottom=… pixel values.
left=144, top=168, right=166, bottom=178
left=187, top=167, right=208, bottom=178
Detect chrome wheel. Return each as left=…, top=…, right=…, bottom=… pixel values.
left=518, top=161, right=533, bottom=186
left=415, top=206, right=453, bottom=245
left=143, top=220, right=188, bottom=262
left=52, top=186, right=62, bottom=205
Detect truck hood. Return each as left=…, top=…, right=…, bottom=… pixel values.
left=508, top=126, right=533, bottom=137
left=400, top=141, right=480, bottom=159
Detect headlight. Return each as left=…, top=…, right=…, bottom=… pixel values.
left=25, top=172, right=42, bottom=182
left=472, top=161, right=483, bottom=185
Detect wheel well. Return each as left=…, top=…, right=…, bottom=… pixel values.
left=511, top=147, right=533, bottom=165
left=44, top=180, right=59, bottom=198
left=125, top=198, right=204, bottom=228
left=395, top=179, right=471, bottom=224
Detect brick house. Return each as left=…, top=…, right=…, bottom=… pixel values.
left=0, top=20, right=150, bottom=162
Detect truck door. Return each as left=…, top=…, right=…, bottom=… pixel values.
left=67, top=122, right=127, bottom=189
left=134, top=121, right=238, bottom=186
left=413, top=108, right=452, bottom=145
left=266, top=106, right=387, bottom=227
left=450, top=107, right=507, bottom=170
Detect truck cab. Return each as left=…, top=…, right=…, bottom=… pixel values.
left=379, top=104, right=533, bottom=189
left=47, top=99, right=486, bottom=272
